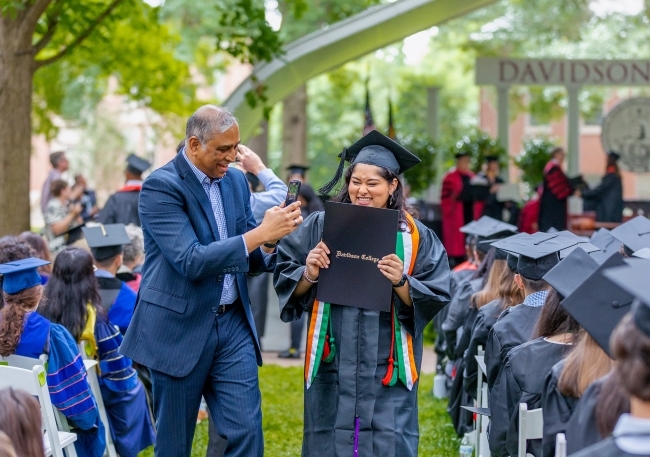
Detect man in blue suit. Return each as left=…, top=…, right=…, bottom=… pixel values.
left=120, top=105, right=303, bottom=457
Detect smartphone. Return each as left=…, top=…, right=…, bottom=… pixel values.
left=285, top=180, right=301, bottom=206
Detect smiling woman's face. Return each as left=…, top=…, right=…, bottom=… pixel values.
left=347, top=163, right=397, bottom=208
left=186, top=125, right=241, bottom=179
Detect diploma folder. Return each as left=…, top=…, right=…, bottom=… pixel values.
left=318, top=202, right=399, bottom=312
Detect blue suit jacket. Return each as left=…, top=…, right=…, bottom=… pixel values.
left=120, top=153, right=273, bottom=377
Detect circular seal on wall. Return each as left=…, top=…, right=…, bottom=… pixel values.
left=602, top=97, right=650, bottom=173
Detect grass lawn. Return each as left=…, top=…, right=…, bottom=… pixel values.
left=139, top=365, right=459, bottom=456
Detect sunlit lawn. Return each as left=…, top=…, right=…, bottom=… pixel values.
left=139, top=365, right=459, bottom=456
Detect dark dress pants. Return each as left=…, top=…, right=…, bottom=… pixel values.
left=247, top=273, right=269, bottom=341
left=150, top=304, right=263, bottom=457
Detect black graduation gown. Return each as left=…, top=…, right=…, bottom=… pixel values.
left=485, top=304, right=542, bottom=391
left=489, top=338, right=571, bottom=457
left=98, top=190, right=141, bottom=226
left=463, top=298, right=503, bottom=398
left=582, top=172, right=624, bottom=223
left=541, top=360, right=579, bottom=457
left=478, top=173, right=505, bottom=220
left=539, top=163, right=573, bottom=232
left=273, top=211, right=451, bottom=457
left=569, top=437, right=647, bottom=457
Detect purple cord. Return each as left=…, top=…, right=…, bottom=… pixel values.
left=354, top=417, right=360, bottom=457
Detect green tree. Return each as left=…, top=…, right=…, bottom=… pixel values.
left=514, top=137, right=557, bottom=196
left=0, top=0, right=285, bottom=235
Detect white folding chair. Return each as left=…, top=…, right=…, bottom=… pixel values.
left=0, top=364, right=77, bottom=457
left=555, top=433, right=567, bottom=457
left=79, top=341, right=118, bottom=457
left=475, top=346, right=490, bottom=457
left=518, top=403, right=543, bottom=457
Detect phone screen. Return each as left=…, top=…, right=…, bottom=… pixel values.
left=285, top=180, right=301, bottom=206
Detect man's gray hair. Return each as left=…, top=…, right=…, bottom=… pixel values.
left=123, top=224, right=145, bottom=265
left=185, top=105, right=238, bottom=145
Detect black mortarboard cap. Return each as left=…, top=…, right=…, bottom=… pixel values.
left=548, top=231, right=600, bottom=258
left=589, top=228, right=621, bottom=264
left=59, top=222, right=86, bottom=246
left=561, top=252, right=633, bottom=356
left=633, top=248, right=650, bottom=259
left=485, top=155, right=499, bottom=163
left=287, top=164, right=309, bottom=177
left=0, top=257, right=51, bottom=294
left=318, top=131, right=421, bottom=195
left=507, top=253, right=519, bottom=272
left=459, top=216, right=518, bottom=240
left=82, top=224, right=131, bottom=262
left=126, top=153, right=151, bottom=175
left=603, top=258, right=650, bottom=337
left=610, top=216, right=650, bottom=253
left=496, top=232, right=591, bottom=280
left=608, top=151, right=620, bottom=161
left=455, top=151, right=470, bottom=159
left=543, top=247, right=600, bottom=299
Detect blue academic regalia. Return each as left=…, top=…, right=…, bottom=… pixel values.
left=14, top=312, right=106, bottom=457
left=96, top=275, right=137, bottom=335
left=92, top=315, right=155, bottom=457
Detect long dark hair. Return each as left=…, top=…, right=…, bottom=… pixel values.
left=40, top=247, right=102, bottom=341
left=530, top=288, right=581, bottom=340
left=333, top=164, right=418, bottom=231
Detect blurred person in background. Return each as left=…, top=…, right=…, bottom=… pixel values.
left=73, top=174, right=99, bottom=221
left=0, top=389, right=45, bottom=457
left=539, top=147, right=574, bottom=232
left=41, top=151, right=68, bottom=215
left=116, top=224, right=146, bottom=292
left=18, top=232, right=52, bottom=284
left=581, top=151, right=624, bottom=223
left=43, top=179, right=84, bottom=256
left=98, top=154, right=151, bottom=226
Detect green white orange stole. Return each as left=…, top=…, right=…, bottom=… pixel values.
left=304, top=213, right=420, bottom=391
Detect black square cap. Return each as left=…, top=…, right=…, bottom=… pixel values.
left=610, top=216, right=650, bottom=253
left=126, top=153, right=152, bottom=175
left=633, top=247, right=650, bottom=259
left=459, top=216, right=518, bottom=240
left=496, top=232, right=591, bottom=280
left=286, top=164, right=309, bottom=176
left=59, top=222, right=86, bottom=246
left=561, top=252, right=634, bottom=356
left=82, top=223, right=131, bottom=262
left=603, top=259, right=650, bottom=338
left=543, top=247, right=600, bottom=299
left=589, top=228, right=622, bottom=263
left=318, top=130, right=420, bottom=195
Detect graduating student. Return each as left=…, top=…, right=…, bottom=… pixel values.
left=274, top=130, right=451, bottom=457
left=82, top=224, right=137, bottom=335
left=98, top=154, right=151, bottom=226
left=485, top=232, right=593, bottom=391
left=489, top=287, right=580, bottom=457
left=40, top=247, right=155, bottom=457
left=441, top=151, right=475, bottom=264
left=570, top=260, right=650, bottom=456
left=611, top=215, right=650, bottom=256
left=0, top=258, right=105, bottom=457
left=581, top=151, right=624, bottom=223
left=463, top=249, right=524, bottom=398
left=539, top=147, right=574, bottom=232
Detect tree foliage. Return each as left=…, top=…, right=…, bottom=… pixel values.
left=514, top=137, right=557, bottom=196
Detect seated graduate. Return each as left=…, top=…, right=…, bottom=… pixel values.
left=540, top=251, right=630, bottom=456
left=610, top=215, right=650, bottom=257
left=0, top=257, right=105, bottom=457
left=489, top=286, right=580, bottom=457
left=82, top=223, right=138, bottom=335
left=570, top=261, right=650, bottom=456
left=17, top=232, right=52, bottom=285
left=39, top=247, right=155, bottom=457
left=0, top=239, right=35, bottom=311
left=484, top=232, right=593, bottom=392
left=273, top=130, right=451, bottom=457
left=0, top=388, right=46, bottom=457
left=463, top=248, right=525, bottom=399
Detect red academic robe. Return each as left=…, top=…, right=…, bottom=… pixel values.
left=539, top=159, right=573, bottom=232
left=441, top=168, right=475, bottom=258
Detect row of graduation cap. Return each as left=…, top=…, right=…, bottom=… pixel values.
left=445, top=213, right=650, bottom=457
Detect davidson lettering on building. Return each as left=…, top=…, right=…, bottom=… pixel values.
left=476, top=57, right=650, bottom=86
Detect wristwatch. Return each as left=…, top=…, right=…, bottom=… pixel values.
left=264, top=241, right=280, bottom=249
left=393, top=274, right=408, bottom=288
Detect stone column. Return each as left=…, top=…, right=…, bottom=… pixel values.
left=566, top=85, right=581, bottom=176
